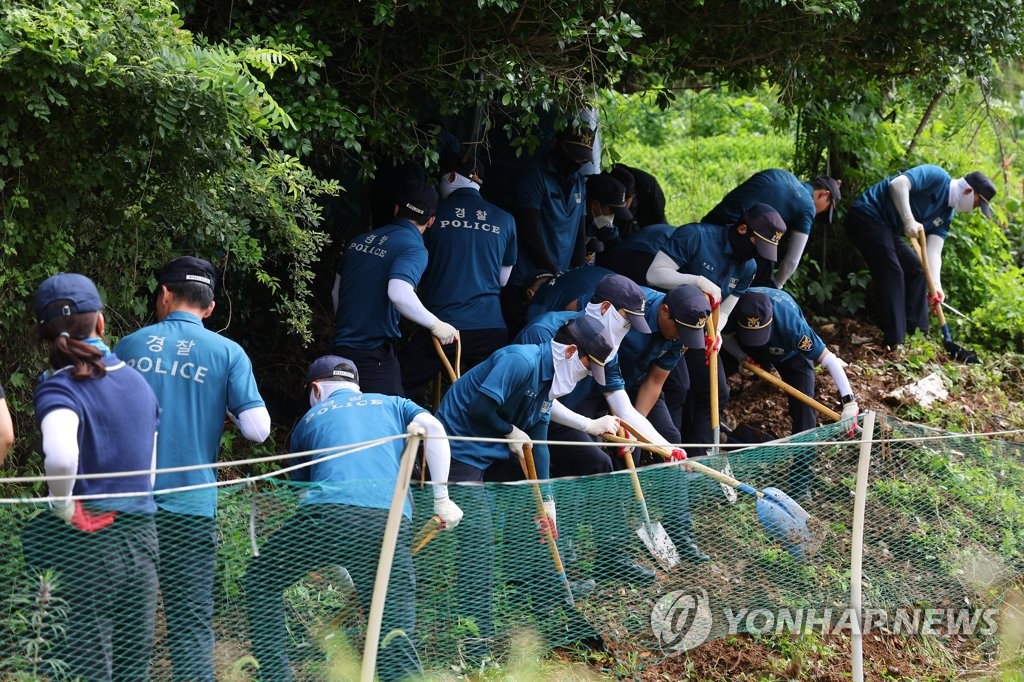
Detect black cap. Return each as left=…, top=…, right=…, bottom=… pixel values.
left=442, top=151, right=485, bottom=183
left=396, top=181, right=439, bottom=219
left=565, top=315, right=615, bottom=386
left=35, top=273, right=103, bottom=323
left=734, top=291, right=775, bottom=347
left=586, top=172, right=634, bottom=222
left=305, top=355, right=360, bottom=386
left=159, top=256, right=217, bottom=291
left=811, top=176, right=842, bottom=224
left=965, top=171, right=996, bottom=218
left=663, top=284, right=711, bottom=351
left=742, top=203, right=788, bottom=262
left=593, top=274, right=651, bottom=333
left=609, top=164, right=636, bottom=198
left=557, top=127, right=595, bottom=163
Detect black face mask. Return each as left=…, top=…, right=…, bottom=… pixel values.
left=552, top=145, right=585, bottom=178
left=728, top=225, right=758, bottom=261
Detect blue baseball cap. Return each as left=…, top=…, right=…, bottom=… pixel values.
left=35, top=273, right=103, bottom=323
left=743, top=203, right=788, bottom=262
left=734, top=292, right=775, bottom=348
left=593, top=274, right=651, bottom=333
left=663, top=284, right=711, bottom=351
left=305, top=355, right=360, bottom=387
left=565, top=314, right=615, bottom=386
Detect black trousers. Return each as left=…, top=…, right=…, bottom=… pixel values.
left=21, top=512, right=158, bottom=682
left=681, top=348, right=728, bottom=458
left=844, top=207, right=928, bottom=346
left=399, top=327, right=508, bottom=402
left=332, top=343, right=404, bottom=397
left=155, top=510, right=218, bottom=682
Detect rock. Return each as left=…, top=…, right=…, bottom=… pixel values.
left=884, top=371, right=948, bottom=408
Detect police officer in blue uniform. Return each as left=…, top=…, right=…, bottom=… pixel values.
left=25, top=273, right=161, bottom=681
left=702, top=169, right=841, bottom=288
left=603, top=204, right=787, bottom=453
left=525, top=265, right=619, bottom=322
left=583, top=172, right=633, bottom=263
left=501, top=127, right=593, bottom=335
left=844, top=165, right=996, bottom=348
left=332, top=181, right=459, bottom=395
left=115, top=257, right=271, bottom=682
left=727, top=289, right=859, bottom=499
left=245, top=356, right=462, bottom=682
left=436, top=315, right=612, bottom=660
left=400, top=154, right=517, bottom=398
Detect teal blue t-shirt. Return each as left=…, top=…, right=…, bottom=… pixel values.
left=289, top=388, right=426, bottom=518
left=114, top=311, right=265, bottom=516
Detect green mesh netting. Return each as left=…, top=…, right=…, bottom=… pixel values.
left=1, top=416, right=1021, bottom=680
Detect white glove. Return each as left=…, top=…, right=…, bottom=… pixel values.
left=694, top=276, right=722, bottom=305
left=583, top=415, right=620, bottom=437
left=505, top=425, right=531, bottom=461
left=542, top=498, right=557, bottom=530
left=430, top=320, right=459, bottom=345
left=51, top=500, right=75, bottom=524
left=903, top=220, right=924, bottom=239
left=841, top=399, right=859, bottom=421
left=433, top=496, right=464, bottom=531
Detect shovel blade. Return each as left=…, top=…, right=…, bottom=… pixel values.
left=943, top=339, right=980, bottom=364
left=636, top=522, right=680, bottom=571
left=720, top=461, right=739, bottom=504
left=755, top=487, right=813, bottom=562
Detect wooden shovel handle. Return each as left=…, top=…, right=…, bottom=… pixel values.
left=522, top=445, right=565, bottom=575
left=432, top=336, right=461, bottom=383
left=916, top=231, right=948, bottom=327
left=741, top=360, right=841, bottom=422
left=411, top=515, right=443, bottom=555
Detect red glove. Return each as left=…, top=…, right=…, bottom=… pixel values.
left=535, top=515, right=558, bottom=544
left=65, top=500, right=117, bottom=533
left=704, top=334, right=722, bottom=365
left=705, top=291, right=720, bottom=311
left=929, top=290, right=944, bottom=315
left=669, top=448, right=687, bottom=461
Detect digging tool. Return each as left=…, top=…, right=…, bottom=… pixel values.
left=707, top=304, right=738, bottom=504
left=522, top=444, right=575, bottom=606
left=603, top=429, right=680, bottom=570
left=432, top=335, right=462, bottom=383
left=411, top=515, right=443, bottom=555
left=941, top=300, right=973, bottom=322
left=609, top=422, right=814, bottom=561
left=915, top=232, right=979, bottom=364
left=741, top=360, right=841, bottom=422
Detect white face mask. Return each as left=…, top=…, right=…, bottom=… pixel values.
left=585, top=302, right=629, bottom=348
left=550, top=341, right=590, bottom=398
left=592, top=213, right=615, bottom=230
left=949, top=178, right=975, bottom=213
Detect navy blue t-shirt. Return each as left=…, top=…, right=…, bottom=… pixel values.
left=34, top=353, right=159, bottom=514
left=525, top=265, right=616, bottom=321
left=852, top=164, right=954, bottom=239
left=703, top=169, right=817, bottom=236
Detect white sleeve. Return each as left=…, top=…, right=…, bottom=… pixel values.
left=235, top=406, right=271, bottom=443
left=820, top=351, right=853, bottom=398
left=604, top=390, right=670, bottom=446
left=388, top=279, right=440, bottom=329
left=331, top=273, right=341, bottom=316
left=717, top=294, right=739, bottom=333
left=41, top=409, right=81, bottom=502
left=646, top=251, right=696, bottom=290
left=721, top=333, right=747, bottom=363
left=889, top=175, right=916, bottom=227
left=500, top=265, right=513, bottom=287
left=926, top=233, right=945, bottom=294
left=549, top=399, right=591, bottom=431
left=774, top=232, right=808, bottom=288
left=413, top=412, right=451, bottom=499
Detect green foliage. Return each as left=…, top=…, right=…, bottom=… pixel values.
left=0, top=570, right=70, bottom=679
left=0, top=0, right=336, bottom=371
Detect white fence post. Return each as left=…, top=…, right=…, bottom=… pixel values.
left=850, top=411, right=875, bottom=682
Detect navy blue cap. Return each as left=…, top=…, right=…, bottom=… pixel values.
left=305, top=355, right=360, bottom=386
left=397, top=181, right=439, bottom=219
left=663, top=284, right=711, bottom=351
left=587, top=172, right=633, bottom=222
left=734, top=291, right=775, bottom=347
left=965, top=171, right=996, bottom=218
left=35, top=273, right=104, bottom=323
left=811, top=176, right=842, bottom=224
left=594, top=274, right=651, bottom=333
left=159, top=256, right=217, bottom=291
left=565, top=314, right=615, bottom=386
left=743, top=203, right=788, bottom=261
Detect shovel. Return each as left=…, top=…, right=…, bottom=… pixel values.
left=914, top=232, right=979, bottom=364
left=741, top=360, right=841, bottom=422
left=609, top=422, right=814, bottom=561
left=411, top=515, right=443, bottom=555
left=603, top=430, right=680, bottom=570
left=522, top=445, right=576, bottom=606
left=707, top=303, right=738, bottom=504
